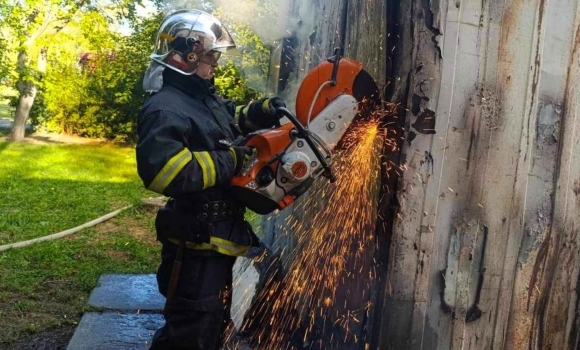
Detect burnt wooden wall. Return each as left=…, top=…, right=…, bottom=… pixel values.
left=260, top=0, right=580, bottom=349
left=375, top=0, right=580, bottom=349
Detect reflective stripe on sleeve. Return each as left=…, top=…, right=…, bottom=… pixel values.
left=234, top=105, right=244, bottom=123
left=148, top=148, right=192, bottom=194
left=261, top=98, right=270, bottom=114
left=229, top=148, right=237, bottom=169
left=193, top=151, right=217, bottom=189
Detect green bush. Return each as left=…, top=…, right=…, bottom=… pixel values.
left=26, top=10, right=270, bottom=141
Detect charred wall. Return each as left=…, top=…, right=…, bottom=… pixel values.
left=261, top=0, right=580, bottom=349
left=374, top=0, right=580, bottom=349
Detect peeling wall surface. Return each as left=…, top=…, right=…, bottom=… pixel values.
left=262, top=0, right=580, bottom=349
left=376, top=0, right=580, bottom=349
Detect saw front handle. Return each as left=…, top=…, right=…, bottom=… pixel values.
left=276, top=107, right=337, bottom=183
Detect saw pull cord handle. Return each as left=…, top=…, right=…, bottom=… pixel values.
left=306, top=80, right=331, bottom=130
left=276, top=107, right=337, bottom=183
left=306, top=49, right=342, bottom=129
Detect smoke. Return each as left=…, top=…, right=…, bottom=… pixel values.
left=157, top=0, right=321, bottom=98
left=213, top=0, right=293, bottom=46
left=157, top=0, right=314, bottom=46
left=211, top=0, right=318, bottom=97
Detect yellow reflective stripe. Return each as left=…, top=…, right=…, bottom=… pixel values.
left=193, top=152, right=210, bottom=189
left=243, top=105, right=250, bottom=116
left=193, top=151, right=216, bottom=189
left=168, top=237, right=250, bottom=257
left=210, top=236, right=247, bottom=252
left=229, top=147, right=237, bottom=169
left=203, top=152, right=217, bottom=187
left=262, top=98, right=270, bottom=114
left=234, top=105, right=244, bottom=123
left=148, top=148, right=192, bottom=194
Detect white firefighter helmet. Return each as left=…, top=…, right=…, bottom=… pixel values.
left=150, top=9, right=237, bottom=76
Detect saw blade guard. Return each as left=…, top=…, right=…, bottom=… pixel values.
left=230, top=53, right=380, bottom=215
left=295, top=55, right=381, bottom=129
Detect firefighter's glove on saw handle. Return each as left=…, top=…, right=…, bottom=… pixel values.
left=266, top=97, right=287, bottom=116
left=230, top=146, right=256, bottom=175
left=240, top=97, right=287, bottom=133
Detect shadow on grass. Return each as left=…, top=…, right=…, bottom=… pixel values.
left=25, top=135, right=68, bottom=144
left=0, top=128, right=34, bottom=143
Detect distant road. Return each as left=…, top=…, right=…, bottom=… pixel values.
left=0, top=119, right=31, bottom=130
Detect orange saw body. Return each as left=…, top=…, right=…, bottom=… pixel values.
left=230, top=51, right=379, bottom=214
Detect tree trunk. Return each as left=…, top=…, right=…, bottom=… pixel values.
left=9, top=82, right=36, bottom=142
left=9, top=48, right=45, bottom=142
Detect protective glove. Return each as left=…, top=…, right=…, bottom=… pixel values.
left=264, top=96, right=287, bottom=116
left=242, top=97, right=287, bottom=132
left=230, top=146, right=256, bottom=175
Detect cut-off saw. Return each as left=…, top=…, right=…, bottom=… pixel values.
left=231, top=49, right=380, bottom=214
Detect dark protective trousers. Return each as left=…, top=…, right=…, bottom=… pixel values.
left=149, top=242, right=237, bottom=350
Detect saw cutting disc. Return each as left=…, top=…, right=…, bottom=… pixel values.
left=352, top=68, right=381, bottom=114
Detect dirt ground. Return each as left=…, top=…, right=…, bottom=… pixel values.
left=17, top=131, right=110, bottom=145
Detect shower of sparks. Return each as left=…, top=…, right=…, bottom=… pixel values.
left=236, top=113, right=393, bottom=349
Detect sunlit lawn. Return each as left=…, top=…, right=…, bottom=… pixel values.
left=0, top=135, right=261, bottom=347
left=0, top=141, right=150, bottom=244
left=0, top=140, right=160, bottom=347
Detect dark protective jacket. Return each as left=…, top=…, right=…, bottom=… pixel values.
left=136, top=69, right=254, bottom=256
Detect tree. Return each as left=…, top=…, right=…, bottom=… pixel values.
left=2, top=0, right=141, bottom=142
left=0, top=1, right=15, bottom=83
left=1, top=1, right=272, bottom=141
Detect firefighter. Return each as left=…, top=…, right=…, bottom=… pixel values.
left=136, top=10, right=286, bottom=349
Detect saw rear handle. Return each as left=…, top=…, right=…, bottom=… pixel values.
left=276, top=107, right=337, bottom=183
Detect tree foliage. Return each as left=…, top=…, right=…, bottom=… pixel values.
left=0, top=1, right=271, bottom=141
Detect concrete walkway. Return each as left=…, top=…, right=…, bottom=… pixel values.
left=67, top=246, right=279, bottom=350
left=67, top=274, right=164, bottom=350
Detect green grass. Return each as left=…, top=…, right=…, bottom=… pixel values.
left=0, top=140, right=160, bottom=346
left=0, top=139, right=263, bottom=346
left=0, top=208, right=160, bottom=345
left=0, top=100, right=12, bottom=122
left=0, top=142, right=150, bottom=244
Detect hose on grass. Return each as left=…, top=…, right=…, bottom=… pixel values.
left=0, top=205, right=133, bottom=253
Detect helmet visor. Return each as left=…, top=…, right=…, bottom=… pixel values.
left=199, top=51, right=222, bottom=65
